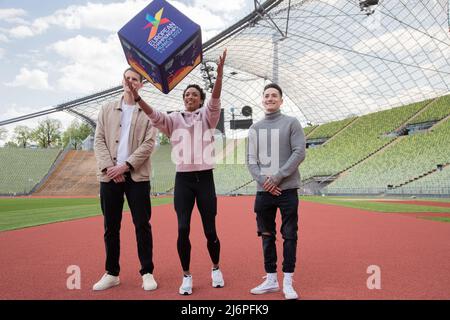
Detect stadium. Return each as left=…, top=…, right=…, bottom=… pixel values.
left=1, top=0, right=450, bottom=301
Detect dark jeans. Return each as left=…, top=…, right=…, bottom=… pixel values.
left=174, top=169, right=220, bottom=272
left=254, top=189, right=299, bottom=273
left=100, top=174, right=153, bottom=276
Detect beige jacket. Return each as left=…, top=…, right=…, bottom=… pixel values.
left=94, top=98, right=157, bottom=182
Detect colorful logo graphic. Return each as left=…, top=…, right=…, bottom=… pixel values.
left=143, top=8, right=171, bottom=42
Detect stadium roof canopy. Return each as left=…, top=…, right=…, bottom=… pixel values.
left=2, top=0, right=450, bottom=132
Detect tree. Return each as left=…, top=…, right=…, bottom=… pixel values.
left=32, top=118, right=62, bottom=148
left=4, top=141, right=18, bottom=148
left=158, top=132, right=170, bottom=145
left=13, top=125, right=32, bottom=148
left=0, top=127, right=7, bottom=141
left=62, top=120, right=93, bottom=149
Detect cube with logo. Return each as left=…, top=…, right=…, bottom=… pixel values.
left=118, top=0, right=202, bottom=94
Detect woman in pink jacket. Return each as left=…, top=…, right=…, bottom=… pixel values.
left=126, top=49, right=227, bottom=295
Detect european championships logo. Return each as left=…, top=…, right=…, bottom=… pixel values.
left=144, top=8, right=170, bottom=42
left=144, top=7, right=182, bottom=53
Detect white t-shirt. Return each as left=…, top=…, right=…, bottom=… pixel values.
left=117, top=102, right=135, bottom=165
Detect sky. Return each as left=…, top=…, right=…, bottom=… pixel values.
left=0, top=0, right=254, bottom=144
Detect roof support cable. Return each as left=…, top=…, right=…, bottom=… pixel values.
left=254, top=0, right=287, bottom=38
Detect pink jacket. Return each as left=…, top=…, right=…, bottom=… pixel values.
left=148, top=98, right=221, bottom=172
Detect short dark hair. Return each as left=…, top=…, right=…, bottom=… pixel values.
left=123, top=67, right=143, bottom=83
left=263, top=83, right=283, bottom=97
left=183, top=84, right=206, bottom=106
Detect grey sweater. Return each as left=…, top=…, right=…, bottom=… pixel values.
left=246, top=110, right=306, bottom=191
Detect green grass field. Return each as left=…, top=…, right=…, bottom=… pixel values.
left=1, top=196, right=449, bottom=232
left=301, top=196, right=450, bottom=212
left=301, top=196, right=450, bottom=222
left=0, top=197, right=173, bottom=232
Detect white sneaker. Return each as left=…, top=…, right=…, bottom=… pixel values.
left=179, top=275, right=193, bottom=295
left=142, top=273, right=157, bottom=291
left=283, top=284, right=299, bottom=300
left=283, top=273, right=299, bottom=300
left=211, top=269, right=224, bottom=288
left=250, top=273, right=279, bottom=294
left=92, top=273, right=120, bottom=291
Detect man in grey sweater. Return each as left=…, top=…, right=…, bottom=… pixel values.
left=246, top=83, right=306, bottom=300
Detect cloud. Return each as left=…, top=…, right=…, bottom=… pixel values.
left=1, top=0, right=252, bottom=107
left=0, top=9, right=28, bottom=39
left=0, top=105, right=76, bottom=135
left=0, top=26, right=10, bottom=42
left=8, top=25, right=35, bottom=38
left=0, top=104, right=36, bottom=122
left=44, top=0, right=252, bottom=93
left=50, top=34, right=126, bottom=93
left=170, top=0, right=240, bottom=33
left=5, top=0, right=246, bottom=41
left=5, top=68, right=52, bottom=90
left=4, top=1, right=146, bottom=39
left=36, top=1, right=148, bottom=32
left=0, top=48, right=4, bottom=58
left=5, top=0, right=155, bottom=39
left=0, top=8, right=27, bottom=22
left=193, top=0, right=249, bottom=13
left=3, top=17, right=28, bottom=25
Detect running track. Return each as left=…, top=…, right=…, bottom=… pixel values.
left=1, top=196, right=449, bottom=300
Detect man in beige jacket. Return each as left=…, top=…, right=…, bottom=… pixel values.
left=93, top=67, right=158, bottom=292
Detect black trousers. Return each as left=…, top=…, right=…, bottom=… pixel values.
left=100, top=174, right=153, bottom=276
left=254, top=189, right=299, bottom=273
left=174, top=169, right=220, bottom=272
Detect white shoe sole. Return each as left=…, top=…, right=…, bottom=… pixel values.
left=212, top=281, right=224, bottom=288
left=179, top=288, right=192, bottom=295
left=284, top=293, right=299, bottom=300
left=142, top=284, right=158, bottom=291
left=93, top=281, right=120, bottom=291
left=250, top=287, right=280, bottom=295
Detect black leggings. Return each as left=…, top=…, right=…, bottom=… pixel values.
left=174, top=169, right=220, bottom=271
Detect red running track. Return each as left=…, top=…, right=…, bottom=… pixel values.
left=1, top=196, right=450, bottom=300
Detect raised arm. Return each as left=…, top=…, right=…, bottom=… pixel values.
left=204, top=49, right=227, bottom=128
left=211, top=49, right=227, bottom=100
left=124, top=76, right=154, bottom=117
left=124, top=75, right=174, bottom=137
